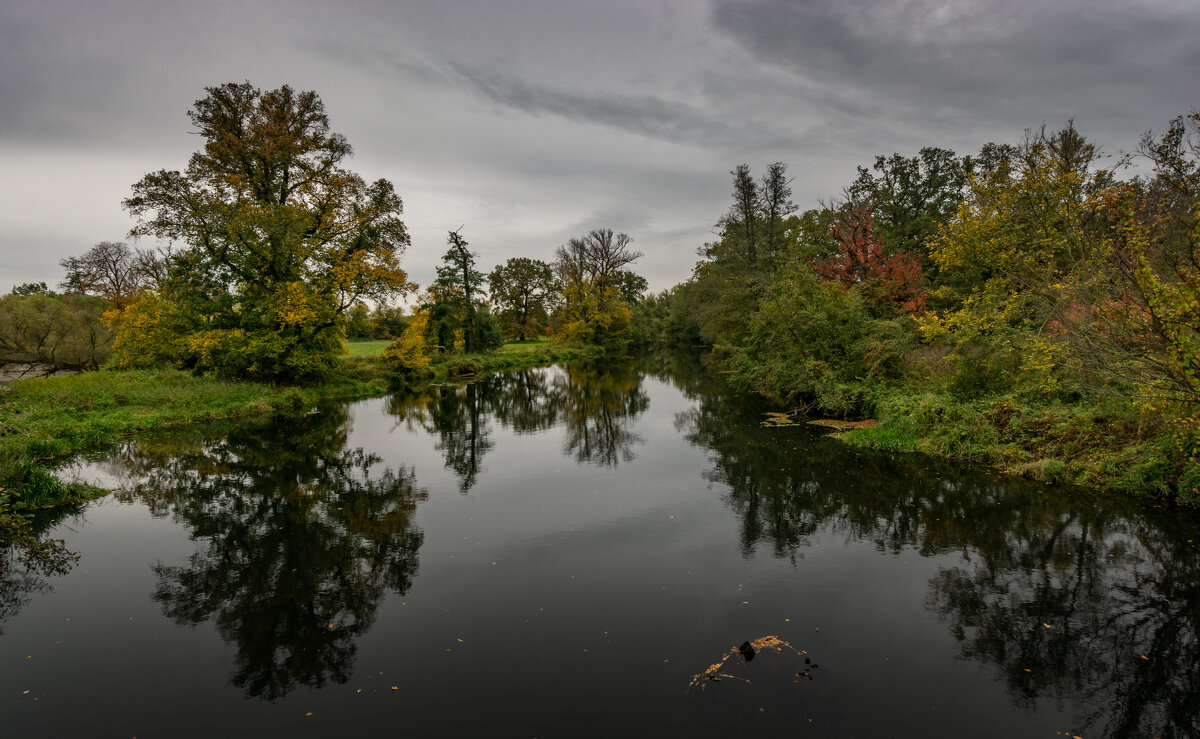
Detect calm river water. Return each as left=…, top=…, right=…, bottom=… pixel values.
left=4, top=354, right=1199, bottom=738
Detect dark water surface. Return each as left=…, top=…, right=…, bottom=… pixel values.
left=5, top=355, right=1200, bottom=738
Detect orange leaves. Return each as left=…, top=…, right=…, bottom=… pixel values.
left=816, top=205, right=926, bottom=314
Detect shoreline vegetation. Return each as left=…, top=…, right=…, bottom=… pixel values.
left=0, top=339, right=600, bottom=512
left=5, top=78, right=1199, bottom=573
left=631, top=112, right=1200, bottom=509
left=798, top=392, right=1189, bottom=505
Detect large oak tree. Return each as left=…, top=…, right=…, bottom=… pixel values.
left=120, top=82, right=414, bottom=380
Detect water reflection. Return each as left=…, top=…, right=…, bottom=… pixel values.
left=555, top=360, right=648, bottom=467
left=58, top=353, right=1200, bottom=734
left=385, top=361, right=649, bottom=491
left=105, top=406, right=426, bottom=700
left=0, top=506, right=80, bottom=635
left=654, top=353, right=1200, bottom=738
left=929, top=505, right=1200, bottom=738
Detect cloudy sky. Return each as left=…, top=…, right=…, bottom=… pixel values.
left=2, top=0, right=1198, bottom=297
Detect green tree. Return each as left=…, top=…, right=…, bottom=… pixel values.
left=847, top=147, right=972, bottom=263
left=1076, top=111, right=1200, bottom=405
left=759, top=162, right=797, bottom=270
left=488, top=257, right=555, bottom=341
left=9, top=283, right=49, bottom=297
left=344, top=302, right=373, bottom=340
left=433, top=229, right=499, bottom=353
left=724, top=164, right=760, bottom=266
left=121, top=82, right=414, bottom=380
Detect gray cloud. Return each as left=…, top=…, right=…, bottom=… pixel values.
left=2, top=0, right=1198, bottom=295
left=445, top=61, right=797, bottom=151
left=710, top=0, right=1200, bottom=145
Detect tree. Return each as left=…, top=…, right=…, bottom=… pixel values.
left=0, top=292, right=112, bottom=371
left=9, top=283, right=49, bottom=297
left=613, top=269, right=648, bottom=305
left=344, top=302, right=373, bottom=340
left=121, top=82, right=414, bottom=380
left=488, top=257, right=555, bottom=341
left=922, top=124, right=1109, bottom=397
left=584, top=229, right=642, bottom=291
left=759, top=162, right=797, bottom=270
left=847, top=147, right=972, bottom=263
left=58, top=241, right=154, bottom=306
left=1070, top=111, right=1200, bottom=404
left=724, top=164, right=760, bottom=266
left=815, top=204, right=925, bottom=314
left=554, top=229, right=644, bottom=350
left=433, top=228, right=497, bottom=353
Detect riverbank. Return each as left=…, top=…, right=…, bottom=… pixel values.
left=823, top=389, right=1199, bottom=506
left=0, top=340, right=601, bottom=512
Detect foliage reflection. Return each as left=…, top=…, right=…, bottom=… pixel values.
left=103, top=406, right=426, bottom=701
left=655, top=352, right=1200, bottom=738
left=384, top=360, right=648, bottom=492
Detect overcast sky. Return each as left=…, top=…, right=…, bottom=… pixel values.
left=2, top=0, right=1198, bottom=298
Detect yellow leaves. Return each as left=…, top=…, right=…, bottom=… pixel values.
left=381, top=308, right=433, bottom=374
left=108, top=292, right=185, bottom=369
left=273, top=282, right=319, bottom=328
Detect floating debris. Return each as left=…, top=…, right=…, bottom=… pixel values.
left=688, top=636, right=809, bottom=690
left=762, top=412, right=802, bottom=427
left=808, top=419, right=878, bottom=431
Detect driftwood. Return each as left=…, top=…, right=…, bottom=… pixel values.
left=808, top=418, right=878, bottom=431
left=688, top=635, right=809, bottom=689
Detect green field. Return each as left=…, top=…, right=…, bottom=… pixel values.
left=343, top=339, right=391, bottom=357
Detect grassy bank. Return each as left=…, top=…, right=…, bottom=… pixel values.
left=829, top=390, right=1199, bottom=506
left=0, top=339, right=600, bottom=512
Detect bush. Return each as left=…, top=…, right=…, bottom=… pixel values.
left=0, top=292, right=112, bottom=370
left=724, top=264, right=915, bottom=414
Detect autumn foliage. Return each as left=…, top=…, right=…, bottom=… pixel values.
left=815, top=205, right=926, bottom=313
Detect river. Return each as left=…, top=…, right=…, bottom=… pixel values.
left=3, top=354, right=1199, bottom=737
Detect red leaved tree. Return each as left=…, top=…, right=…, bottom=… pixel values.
left=816, top=205, right=926, bottom=313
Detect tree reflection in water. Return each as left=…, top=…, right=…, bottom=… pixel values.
left=659, top=352, right=1200, bottom=738
left=385, top=360, right=648, bottom=492
left=0, top=505, right=82, bottom=635
left=554, top=359, right=648, bottom=467
left=928, top=503, right=1200, bottom=739
left=102, top=406, right=426, bottom=701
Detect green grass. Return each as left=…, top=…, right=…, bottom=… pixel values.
left=343, top=339, right=391, bottom=357
left=494, top=338, right=557, bottom=354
